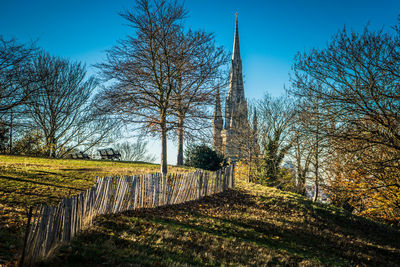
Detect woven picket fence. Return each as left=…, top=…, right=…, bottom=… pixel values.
left=21, top=165, right=234, bottom=266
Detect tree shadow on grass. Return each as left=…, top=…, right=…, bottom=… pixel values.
left=40, top=226, right=209, bottom=267
left=43, top=189, right=400, bottom=266
left=60, top=168, right=102, bottom=172
left=0, top=175, right=83, bottom=191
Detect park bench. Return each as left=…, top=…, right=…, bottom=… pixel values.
left=69, top=151, right=90, bottom=159
left=98, top=148, right=121, bottom=160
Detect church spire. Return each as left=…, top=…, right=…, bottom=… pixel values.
left=225, top=13, right=246, bottom=131
left=213, top=88, right=223, bottom=129
left=212, top=14, right=249, bottom=160
left=232, top=12, right=240, bottom=61
left=212, top=88, right=223, bottom=154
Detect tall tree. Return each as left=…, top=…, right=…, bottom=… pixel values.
left=296, top=95, right=330, bottom=201
left=291, top=115, right=312, bottom=195
left=171, top=30, right=227, bottom=165
left=97, top=0, right=224, bottom=174
left=25, top=52, right=114, bottom=157
left=97, top=0, right=185, bottom=175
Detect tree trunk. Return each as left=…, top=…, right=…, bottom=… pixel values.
left=248, top=162, right=252, bottom=183
left=49, top=136, right=56, bottom=158
left=313, top=109, right=320, bottom=202
left=176, top=115, right=184, bottom=166
left=248, top=146, right=252, bottom=183
left=313, top=148, right=319, bottom=201
left=9, top=109, right=13, bottom=154
left=313, top=172, right=319, bottom=201
left=160, top=123, right=168, bottom=176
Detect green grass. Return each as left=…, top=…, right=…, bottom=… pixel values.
left=41, top=179, right=400, bottom=266
left=0, top=155, right=189, bottom=266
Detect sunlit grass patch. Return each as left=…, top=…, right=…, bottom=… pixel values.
left=0, top=154, right=187, bottom=266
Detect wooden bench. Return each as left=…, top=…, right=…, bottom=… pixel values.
left=69, top=151, right=90, bottom=160
left=98, top=148, right=121, bottom=160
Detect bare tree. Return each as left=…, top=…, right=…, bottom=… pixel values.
left=97, top=0, right=223, bottom=175
left=0, top=36, right=36, bottom=112
left=292, top=95, right=331, bottom=200
left=24, top=52, right=115, bottom=158
left=292, top=26, right=400, bottom=168
left=0, top=37, right=37, bottom=153
left=114, top=138, right=156, bottom=162
left=256, top=94, right=296, bottom=185
left=171, top=30, right=228, bottom=165
left=291, top=24, right=400, bottom=209
left=291, top=120, right=312, bottom=195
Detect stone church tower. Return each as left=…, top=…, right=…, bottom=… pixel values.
left=213, top=15, right=250, bottom=159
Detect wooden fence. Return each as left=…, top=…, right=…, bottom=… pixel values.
left=21, top=165, right=234, bottom=266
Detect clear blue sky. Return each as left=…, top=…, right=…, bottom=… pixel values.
left=1, top=0, right=399, bottom=163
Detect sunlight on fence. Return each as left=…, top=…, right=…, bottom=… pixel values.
left=21, top=165, right=234, bottom=266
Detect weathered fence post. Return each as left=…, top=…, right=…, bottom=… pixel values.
left=19, top=206, right=33, bottom=267
left=198, top=171, right=203, bottom=199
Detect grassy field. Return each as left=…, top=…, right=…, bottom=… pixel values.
left=0, top=155, right=189, bottom=266
left=41, top=179, right=400, bottom=266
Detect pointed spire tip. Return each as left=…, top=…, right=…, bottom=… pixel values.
left=232, top=12, right=240, bottom=60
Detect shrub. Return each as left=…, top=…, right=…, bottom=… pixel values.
left=184, top=144, right=224, bottom=171
left=14, top=130, right=46, bottom=156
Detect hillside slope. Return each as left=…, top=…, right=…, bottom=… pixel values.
left=43, top=180, right=400, bottom=266
left=0, top=155, right=188, bottom=266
